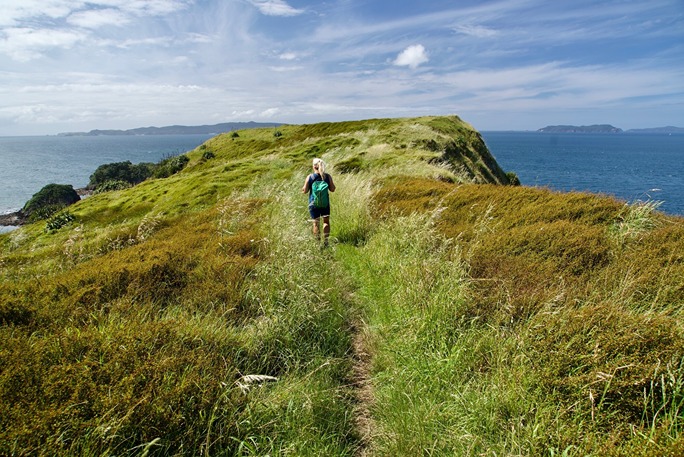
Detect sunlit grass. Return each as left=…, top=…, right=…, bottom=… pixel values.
left=610, top=199, right=663, bottom=242
left=2, top=116, right=683, bottom=456
left=358, top=178, right=684, bottom=455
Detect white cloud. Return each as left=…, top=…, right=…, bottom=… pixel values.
left=268, top=65, right=303, bottom=72
left=231, top=109, right=256, bottom=117
left=0, top=1, right=194, bottom=60
left=453, top=24, right=498, bottom=38
left=249, top=0, right=303, bottom=17
left=88, top=0, right=191, bottom=16
left=67, top=8, right=130, bottom=28
left=393, top=44, right=428, bottom=69
left=260, top=107, right=280, bottom=117
left=109, top=36, right=173, bottom=49
left=279, top=52, right=297, bottom=60
left=185, top=32, right=212, bottom=44
left=0, top=27, right=86, bottom=61
left=0, top=0, right=77, bottom=26
left=0, top=1, right=191, bottom=26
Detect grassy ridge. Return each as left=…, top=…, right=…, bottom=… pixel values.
left=2, top=115, right=683, bottom=455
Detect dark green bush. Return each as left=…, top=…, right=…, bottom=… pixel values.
left=201, top=150, right=216, bottom=161
left=22, top=184, right=80, bottom=220
left=94, top=179, right=132, bottom=194
left=153, top=154, right=190, bottom=178
left=88, top=161, right=154, bottom=189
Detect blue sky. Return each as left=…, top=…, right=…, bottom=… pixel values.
left=0, top=0, right=682, bottom=135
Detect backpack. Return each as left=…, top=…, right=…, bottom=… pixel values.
left=311, top=176, right=330, bottom=208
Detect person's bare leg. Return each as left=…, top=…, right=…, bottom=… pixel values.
left=312, top=218, right=320, bottom=240
left=322, top=215, right=330, bottom=246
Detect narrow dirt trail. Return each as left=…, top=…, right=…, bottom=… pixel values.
left=331, top=243, right=377, bottom=457
left=350, top=318, right=374, bottom=457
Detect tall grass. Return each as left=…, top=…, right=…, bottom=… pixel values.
left=356, top=179, right=684, bottom=455
left=327, top=169, right=375, bottom=246
left=610, top=200, right=663, bottom=242
left=3, top=116, right=683, bottom=456
left=0, top=176, right=360, bottom=456
left=212, top=178, right=360, bottom=456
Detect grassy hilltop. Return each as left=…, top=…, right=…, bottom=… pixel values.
left=1, top=115, right=683, bottom=456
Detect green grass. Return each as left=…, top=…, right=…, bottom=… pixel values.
left=2, top=115, right=683, bottom=456
left=357, top=178, right=684, bottom=456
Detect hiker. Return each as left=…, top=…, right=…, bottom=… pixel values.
left=302, top=157, right=336, bottom=246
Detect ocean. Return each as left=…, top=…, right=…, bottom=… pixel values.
left=0, top=132, right=682, bottom=233
left=481, top=131, right=684, bottom=217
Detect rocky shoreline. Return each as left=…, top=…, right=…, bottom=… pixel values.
left=0, top=211, right=26, bottom=227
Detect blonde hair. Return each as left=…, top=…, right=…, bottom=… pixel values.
left=312, top=158, right=325, bottom=178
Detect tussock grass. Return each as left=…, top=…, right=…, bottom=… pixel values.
left=0, top=206, right=261, bottom=455
left=610, top=200, right=663, bottom=242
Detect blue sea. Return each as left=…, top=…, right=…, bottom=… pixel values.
left=0, top=132, right=682, bottom=234
left=481, top=132, right=684, bottom=217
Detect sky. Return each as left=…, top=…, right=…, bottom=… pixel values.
left=0, top=0, right=682, bottom=136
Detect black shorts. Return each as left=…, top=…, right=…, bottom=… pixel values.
left=309, top=205, right=330, bottom=219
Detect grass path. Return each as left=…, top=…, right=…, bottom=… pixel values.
left=256, top=171, right=386, bottom=455
left=349, top=314, right=374, bottom=457
left=224, top=174, right=368, bottom=456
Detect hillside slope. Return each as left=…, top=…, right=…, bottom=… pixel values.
left=1, top=115, right=683, bottom=456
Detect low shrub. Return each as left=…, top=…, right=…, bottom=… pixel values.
left=88, top=161, right=154, bottom=188
left=45, top=211, right=75, bottom=232
left=506, top=171, right=521, bottom=185
left=22, top=183, right=80, bottom=220
left=94, top=179, right=132, bottom=194
left=153, top=154, right=189, bottom=178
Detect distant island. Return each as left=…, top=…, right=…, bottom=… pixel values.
left=537, top=124, right=684, bottom=134
left=625, top=126, right=684, bottom=134
left=537, top=124, right=623, bottom=133
left=58, top=121, right=284, bottom=136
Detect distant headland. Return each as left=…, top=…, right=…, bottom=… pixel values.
left=58, top=121, right=284, bottom=136
left=59, top=122, right=684, bottom=136
left=537, top=124, right=684, bottom=134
